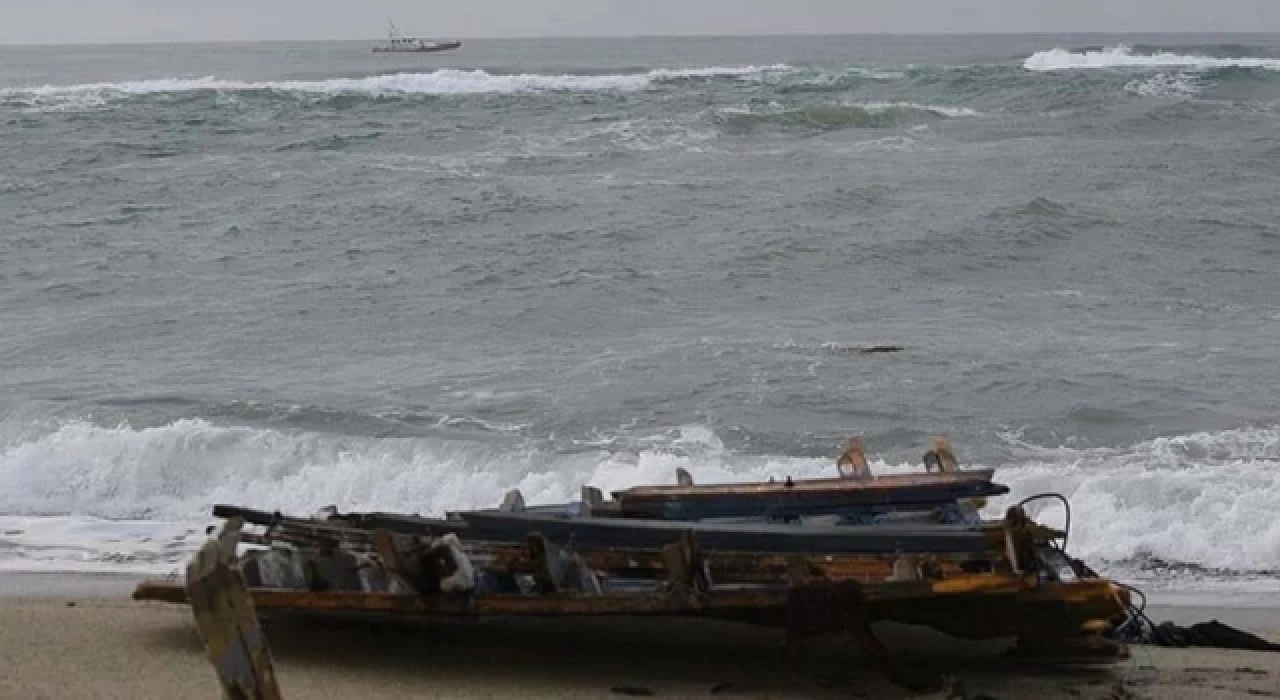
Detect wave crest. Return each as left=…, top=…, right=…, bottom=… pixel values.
left=3, top=418, right=1280, bottom=581
left=0, top=65, right=793, bottom=111
left=1025, top=45, right=1280, bottom=72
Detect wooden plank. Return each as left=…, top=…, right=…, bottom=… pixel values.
left=525, top=533, right=559, bottom=594
left=612, top=469, right=1000, bottom=498
left=660, top=530, right=709, bottom=599
left=185, top=519, right=283, bottom=700
left=372, top=528, right=415, bottom=594
left=212, top=505, right=466, bottom=540
left=609, top=470, right=1009, bottom=520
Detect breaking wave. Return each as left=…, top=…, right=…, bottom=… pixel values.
left=990, top=427, right=1280, bottom=575
left=2, top=417, right=1279, bottom=584
left=0, top=65, right=793, bottom=110
left=0, top=420, right=824, bottom=522
left=1025, top=45, right=1280, bottom=72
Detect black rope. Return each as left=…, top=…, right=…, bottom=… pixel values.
left=1113, top=580, right=1159, bottom=640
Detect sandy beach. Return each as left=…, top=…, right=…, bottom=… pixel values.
left=1, top=573, right=1278, bottom=699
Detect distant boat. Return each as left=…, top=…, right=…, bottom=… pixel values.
left=372, top=22, right=461, bottom=54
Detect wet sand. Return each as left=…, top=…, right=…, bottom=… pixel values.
left=1, top=574, right=1277, bottom=699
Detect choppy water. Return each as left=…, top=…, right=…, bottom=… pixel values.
left=2, top=35, right=1279, bottom=593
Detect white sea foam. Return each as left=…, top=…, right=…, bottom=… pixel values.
left=2, top=419, right=1278, bottom=586
left=550, top=117, right=719, bottom=154
left=0, top=420, right=826, bottom=572
left=0, top=65, right=793, bottom=111
left=1025, top=46, right=1280, bottom=72
left=1125, top=73, right=1202, bottom=98
left=648, top=64, right=791, bottom=80
left=855, top=68, right=908, bottom=81
left=859, top=102, right=981, bottom=118
left=988, top=427, right=1280, bottom=574
left=716, top=101, right=980, bottom=128
left=0, top=515, right=199, bottom=573
left=0, top=420, right=826, bottom=524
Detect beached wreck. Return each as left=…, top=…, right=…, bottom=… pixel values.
left=134, top=438, right=1133, bottom=690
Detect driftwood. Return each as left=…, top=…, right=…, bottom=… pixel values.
left=185, top=517, right=282, bottom=700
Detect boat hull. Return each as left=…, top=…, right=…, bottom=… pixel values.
left=134, top=576, right=1127, bottom=645
left=135, top=495, right=1130, bottom=671
left=373, top=42, right=461, bottom=53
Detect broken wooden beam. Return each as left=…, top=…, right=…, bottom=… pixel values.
left=184, top=518, right=283, bottom=700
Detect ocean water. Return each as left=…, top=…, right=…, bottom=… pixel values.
left=1, top=35, right=1279, bottom=594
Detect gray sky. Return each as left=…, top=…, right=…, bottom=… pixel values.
left=4, top=0, right=1280, bottom=44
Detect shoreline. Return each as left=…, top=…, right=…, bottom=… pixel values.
left=0, top=570, right=155, bottom=598
left=2, top=573, right=1278, bottom=699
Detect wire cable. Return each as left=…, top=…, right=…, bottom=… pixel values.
left=1014, top=492, right=1072, bottom=551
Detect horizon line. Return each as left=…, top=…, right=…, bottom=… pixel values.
left=3, top=29, right=1280, bottom=48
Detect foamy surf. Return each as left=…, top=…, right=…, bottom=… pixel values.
left=1, top=418, right=1278, bottom=587
left=0, top=64, right=794, bottom=110
left=1025, top=46, right=1280, bottom=72
left=988, top=427, right=1280, bottom=574
left=0, top=515, right=199, bottom=574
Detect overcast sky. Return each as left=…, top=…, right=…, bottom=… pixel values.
left=3, top=1, right=1280, bottom=44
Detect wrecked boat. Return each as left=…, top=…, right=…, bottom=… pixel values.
left=134, top=437, right=1133, bottom=674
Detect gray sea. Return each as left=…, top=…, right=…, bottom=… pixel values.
left=1, top=35, right=1278, bottom=593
